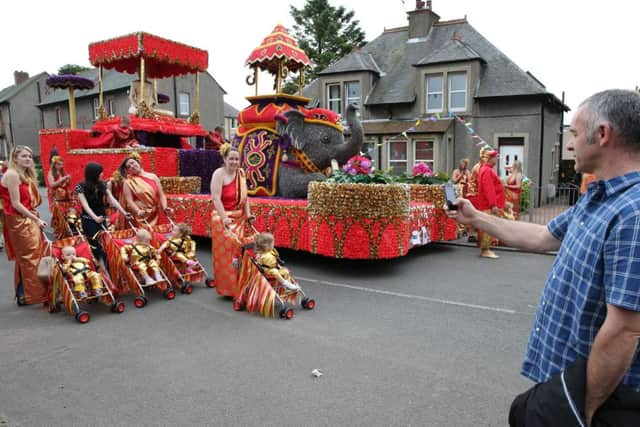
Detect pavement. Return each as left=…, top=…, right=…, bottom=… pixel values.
left=0, top=190, right=556, bottom=426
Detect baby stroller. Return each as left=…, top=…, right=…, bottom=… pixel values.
left=232, top=232, right=315, bottom=320
left=47, top=233, right=125, bottom=324
left=149, top=219, right=213, bottom=294
left=50, top=197, right=82, bottom=239
left=99, top=223, right=176, bottom=308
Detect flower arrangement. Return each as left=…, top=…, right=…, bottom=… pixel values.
left=395, top=162, right=448, bottom=185
left=329, top=155, right=394, bottom=184
left=342, top=155, right=372, bottom=175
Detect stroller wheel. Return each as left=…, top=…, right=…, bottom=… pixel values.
left=302, top=298, right=316, bottom=310
left=111, top=301, right=126, bottom=313
left=164, top=289, right=176, bottom=300
left=280, top=308, right=294, bottom=320
left=134, top=296, right=147, bottom=308
left=232, top=300, right=244, bottom=311
left=181, top=284, right=193, bottom=295
left=205, top=278, right=215, bottom=288
left=75, top=311, right=90, bottom=324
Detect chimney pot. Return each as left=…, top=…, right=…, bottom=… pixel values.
left=427, top=0, right=432, bottom=9
left=416, top=0, right=425, bottom=10
left=13, top=71, right=29, bottom=85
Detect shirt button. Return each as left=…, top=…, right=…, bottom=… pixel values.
left=580, top=221, right=585, bottom=226
left=536, top=327, right=540, bottom=332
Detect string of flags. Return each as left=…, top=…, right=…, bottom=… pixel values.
left=375, top=112, right=496, bottom=152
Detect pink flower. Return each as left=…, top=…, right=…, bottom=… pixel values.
left=412, top=162, right=432, bottom=177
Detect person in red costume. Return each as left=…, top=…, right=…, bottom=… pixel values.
left=475, top=149, right=505, bottom=259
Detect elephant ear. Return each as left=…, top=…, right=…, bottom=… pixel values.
left=276, top=109, right=307, bottom=150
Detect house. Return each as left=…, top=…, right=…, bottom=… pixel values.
left=223, top=101, right=240, bottom=141
left=39, top=68, right=227, bottom=139
left=303, top=0, right=567, bottom=191
left=0, top=71, right=49, bottom=158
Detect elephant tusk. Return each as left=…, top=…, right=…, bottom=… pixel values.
left=274, top=113, right=289, bottom=124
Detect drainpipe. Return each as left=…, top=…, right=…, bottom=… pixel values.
left=7, top=103, right=15, bottom=148
left=537, top=101, right=545, bottom=206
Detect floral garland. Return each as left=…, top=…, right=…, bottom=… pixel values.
left=159, top=176, right=201, bottom=194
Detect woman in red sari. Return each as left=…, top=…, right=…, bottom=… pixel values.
left=0, top=146, right=48, bottom=305
left=119, top=155, right=172, bottom=227
left=47, top=155, right=73, bottom=238
left=504, top=160, right=523, bottom=219
left=210, top=143, right=253, bottom=297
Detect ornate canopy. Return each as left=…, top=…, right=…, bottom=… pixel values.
left=89, top=32, right=208, bottom=78
left=245, top=24, right=311, bottom=75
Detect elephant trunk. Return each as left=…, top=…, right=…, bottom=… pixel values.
left=335, top=104, right=363, bottom=163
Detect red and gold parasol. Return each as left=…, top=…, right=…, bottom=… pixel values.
left=245, top=24, right=311, bottom=95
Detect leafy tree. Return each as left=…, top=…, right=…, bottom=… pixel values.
left=58, top=64, right=91, bottom=75
left=284, top=0, right=367, bottom=94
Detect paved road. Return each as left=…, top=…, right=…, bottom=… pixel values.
left=0, top=197, right=554, bottom=426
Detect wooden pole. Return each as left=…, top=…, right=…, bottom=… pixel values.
left=195, top=72, right=200, bottom=116
left=68, top=87, right=76, bottom=129
left=140, top=57, right=146, bottom=105
left=98, top=65, right=103, bottom=109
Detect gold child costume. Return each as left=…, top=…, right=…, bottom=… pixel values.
left=258, top=248, right=292, bottom=284
left=62, top=257, right=103, bottom=294
left=121, top=243, right=161, bottom=276
left=159, top=236, right=196, bottom=266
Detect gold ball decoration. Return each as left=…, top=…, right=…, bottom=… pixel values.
left=308, top=182, right=410, bottom=220
left=159, top=176, right=202, bottom=194
left=409, top=184, right=452, bottom=208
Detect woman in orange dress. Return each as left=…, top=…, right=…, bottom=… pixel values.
left=118, top=155, right=173, bottom=227
left=47, top=155, right=73, bottom=238
left=504, top=160, right=523, bottom=219
left=210, top=143, right=253, bottom=297
left=452, top=158, right=471, bottom=197
left=0, top=146, right=48, bottom=305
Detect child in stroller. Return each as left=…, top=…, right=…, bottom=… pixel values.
left=61, top=245, right=106, bottom=298
left=158, top=223, right=198, bottom=274
left=120, top=228, right=163, bottom=285
left=255, top=233, right=300, bottom=292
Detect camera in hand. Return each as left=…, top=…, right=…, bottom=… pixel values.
left=444, top=182, right=457, bottom=210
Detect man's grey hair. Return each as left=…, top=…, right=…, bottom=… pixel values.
left=581, top=89, right=640, bottom=149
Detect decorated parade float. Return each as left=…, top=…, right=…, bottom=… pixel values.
left=40, top=29, right=457, bottom=260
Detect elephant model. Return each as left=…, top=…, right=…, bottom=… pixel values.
left=273, top=104, right=363, bottom=198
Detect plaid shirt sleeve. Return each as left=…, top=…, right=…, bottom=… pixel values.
left=604, top=211, right=640, bottom=311
left=547, top=205, right=575, bottom=241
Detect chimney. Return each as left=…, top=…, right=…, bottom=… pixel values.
left=408, top=1, right=440, bottom=39
left=14, top=71, right=29, bottom=85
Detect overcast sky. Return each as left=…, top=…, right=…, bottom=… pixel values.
left=1, top=0, right=637, bottom=124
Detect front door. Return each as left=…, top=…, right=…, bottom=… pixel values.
left=498, top=138, right=524, bottom=179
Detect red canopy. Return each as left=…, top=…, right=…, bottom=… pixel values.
left=89, top=32, right=208, bottom=78
left=245, top=24, right=311, bottom=74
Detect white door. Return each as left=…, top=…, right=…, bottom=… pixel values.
left=498, top=145, right=524, bottom=179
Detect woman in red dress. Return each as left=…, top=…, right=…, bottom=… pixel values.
left=0, top=146, right=48, bottom=305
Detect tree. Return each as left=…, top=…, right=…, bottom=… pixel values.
left=284, top=0, right=366, bottom=94
left=58, top=64, right=91, bottom=75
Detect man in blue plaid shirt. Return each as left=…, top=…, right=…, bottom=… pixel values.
left=448, top=89, right=640, bottom=426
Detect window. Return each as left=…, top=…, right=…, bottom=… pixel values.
left=426, top=74, right=443, bottom=112
left=448, top=72, right=467, bottom=112
left=414, top=140, right=434, bottom=170
left=93, top=98, right=100, bottom=120
left=389, top=140, right=407, bottom=175
left=361, top=139, right=379, bottom=169
left=55, top=107, right=62, bottom=126
left=108, top=99, right=115, bottom=116
left=327, top=84, right=341, bottom=114
left=179, top=93, right=190, bottom=116
left=345, top=81, right=360, bottom=108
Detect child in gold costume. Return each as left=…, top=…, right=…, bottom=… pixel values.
left=503, top=201, right=516, bottom=221
left=121, top=228, right=162, bottom=285
left=61, top=246, right=105, bottom=298
left=159, top=223, right=198, bottom=273
left=66, top=207, right=83, bottom=234
left=254, top=232, right=298, bottom=290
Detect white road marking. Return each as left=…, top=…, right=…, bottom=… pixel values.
left=296, top=276, right=517, bottom=314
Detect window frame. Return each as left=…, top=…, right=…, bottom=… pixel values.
left=108, top=98, right=115, bottom=116
left=55, top=107, right=62, bottom=126
left=326, top=83, right=342, bottom=114
left=388, top=139, right=408, bottom=175
left=426, top=74, right=444, bottom=113
left=448, top=72, right=467, bottom=112
left=413, top=140, right=435, bottom=171
left=92, top=98, right=100, bottom=120
left=178, top=92, right=190, bottom=116
left=344, top=81, right=361, bottom=109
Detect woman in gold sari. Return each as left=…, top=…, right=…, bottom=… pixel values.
left=210, top=143, right=253, bottom=297
left=119, top=155, right=172, bottom=227
left=504, top=160, right=523, bottom=219
left=47, top=155, right=73, bottom=238
left=0, top=146, right=48, bottom=305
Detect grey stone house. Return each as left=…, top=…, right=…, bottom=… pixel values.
left=303, top=0, right=567, bottom=189
left=224, top=101, right=240, bottom=141
left=0, top=71, right=49, bottom=158
left=39, top=68, right=227, bottom=138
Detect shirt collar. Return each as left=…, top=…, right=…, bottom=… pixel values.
left=587, top=171, right=640, bottom=199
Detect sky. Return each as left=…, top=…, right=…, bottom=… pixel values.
left=1, top=0, right=637, bottom=124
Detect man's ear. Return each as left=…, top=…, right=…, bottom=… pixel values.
left=597, top=123, right=614, bottom=147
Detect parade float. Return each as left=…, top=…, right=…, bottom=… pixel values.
left=40, top=29, right=457, bottom=260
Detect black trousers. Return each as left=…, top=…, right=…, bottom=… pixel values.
left=509, top=358, right=640, bottom=426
